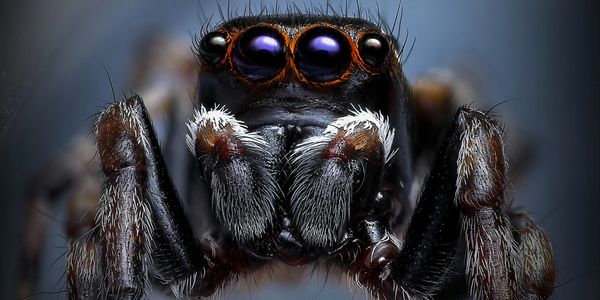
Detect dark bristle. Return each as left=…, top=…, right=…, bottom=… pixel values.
left=194, top=1, right=406, bottom=46
left=401, top=36, right=416, bottom=65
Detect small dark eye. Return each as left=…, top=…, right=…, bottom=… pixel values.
left=359, top=34, right=389, bottom=67
left=233, top=27, right=286, bottom=81
left=199, top=32, right=229, bottom=64
left=295, top=27, right=351, bottom=82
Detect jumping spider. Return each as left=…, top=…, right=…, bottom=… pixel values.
left=62, top=13, right=555, bottom=300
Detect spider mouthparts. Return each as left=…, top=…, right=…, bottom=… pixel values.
left=275, top=229, right=321, bottom=266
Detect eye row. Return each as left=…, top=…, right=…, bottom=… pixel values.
left=198, top=26, right=390, bottom=82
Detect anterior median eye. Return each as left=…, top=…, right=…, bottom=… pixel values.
left=359, top=34, right=390, bottom=68
left=295, top=27, right=351, bottom=82
left=232, top=27, right=286, bottom=81
left=199, top=31, right=229, bottom=64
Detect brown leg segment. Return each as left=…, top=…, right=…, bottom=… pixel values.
left=89, top=99, right=157, bottom=299
left=454, top=108, right=522, bottom=299
left=511, top=211, right=556, bottom=299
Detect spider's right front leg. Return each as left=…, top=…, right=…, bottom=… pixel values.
left=346, top=107, right=555, bottom=299
left=67, top=96, right=261, bottom=299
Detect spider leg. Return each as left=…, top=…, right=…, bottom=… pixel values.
left=67, top=99, right=154, bottom=299
left=343, top=107, right=554, bottom=299
left=18, top=136, right=101, bottom=298
left=510, top=211, right=556, bottom=299
left=67, top=96, right=257, bottom=299
left=345, top=107, right=465, bottom=299
left=453, top=108, right=526, bottom=299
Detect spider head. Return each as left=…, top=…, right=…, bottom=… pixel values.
left=195, top=15, right=409, bottom=129
left=191, top=15, right=412, bottom=260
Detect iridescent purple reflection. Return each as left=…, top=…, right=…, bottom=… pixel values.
left=249, top=35, right=282, bottom=56
left=307, top=35, right=341, bottom=58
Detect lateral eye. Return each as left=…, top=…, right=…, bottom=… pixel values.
left=295, top=27, right=351, bottom=82
left=232, top=27, right=286, bottom=81
left=199, top=32, right=229, bottom=64
left=359, top=34, right=390, bottom=67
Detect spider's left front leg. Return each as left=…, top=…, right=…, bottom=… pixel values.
left=67, top=96, right=257, bottom=299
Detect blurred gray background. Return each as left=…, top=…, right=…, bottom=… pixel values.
left=1, top=0, right=598, bottom=299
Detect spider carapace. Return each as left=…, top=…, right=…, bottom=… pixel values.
left=66, top=14, right=556, bottom=300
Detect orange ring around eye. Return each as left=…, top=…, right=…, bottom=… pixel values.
left=354, top=30, right=399, bottom=75
left=225, top=23, right=291, bottom=88
left=196, top=30, right=231, bottom=73
left=289, top=23, right=359, bottom=88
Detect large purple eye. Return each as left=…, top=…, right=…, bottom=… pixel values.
left=296, top=28, right=351, bottom=82
left=233, top=27, right=286, bottom=81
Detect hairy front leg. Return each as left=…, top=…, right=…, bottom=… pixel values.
left=68, top=98, right=158, bottom=299
left=343, top=107, right=465, bottom=299
left=67, top=96, right=263, bottom=299
left=453, top=108, right=523, bottom=299
left=334, top=107, right=554, bottom=299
